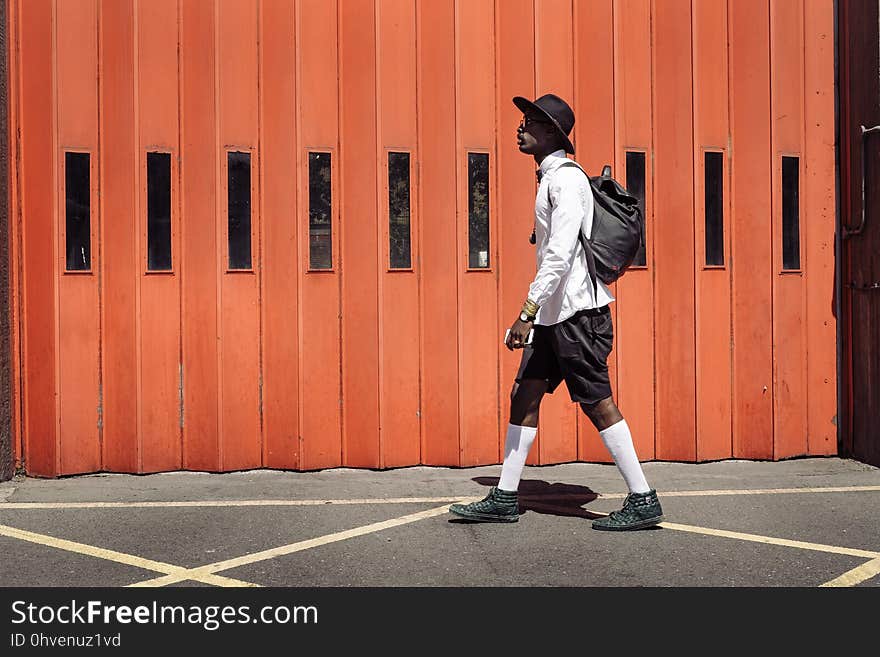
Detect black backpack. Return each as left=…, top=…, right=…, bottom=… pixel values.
left=550, top=161, right=643, bottom=295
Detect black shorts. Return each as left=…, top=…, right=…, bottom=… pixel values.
left=515, top=305, right=613, bottom=405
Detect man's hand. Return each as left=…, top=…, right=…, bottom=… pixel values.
left=506, top=318, right=534, bottom=350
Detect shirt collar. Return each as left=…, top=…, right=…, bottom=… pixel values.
left=538, top=150, right=567, bottom=177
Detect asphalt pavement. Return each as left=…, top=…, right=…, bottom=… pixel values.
left=1, top=457, right=878, bottom=587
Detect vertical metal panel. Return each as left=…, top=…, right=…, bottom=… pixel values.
left=456, top=0, right=498, bottom=465
left=0, top=0, right=12, bottom=480
left=535, top=0, right=572, bottom=100
left=770, top=0, right=807, bottom=459
left=7, top=0, right=22, bottom=474
left=729, top=0, right=772, bottom=459
left=574, top=0, right=616, bottom=463
left=533, top=0, right=577, bottom=465
left=803, top=0, right=837, bottom=456
left=137, top=0, right=181, bottom=472
left=56, top=0, right=101, bottom=474
left=652, top=0, right=696, bottom=461
left=298, top=0, right=341, bottom=468
left=180, top=0, right=220, bottom=471
left=18, top=0, right=57, bottom=476
left=693, top=0, right=732, bottom=461
left=99, top=0, right=138, bottom=472
left=417, top=0, right=458, bottom=465
left=496, top=0, right=535, bottom=460
left=612, top=0, right=654, bottom=463
left=378, top=0, right=420, bottom=467
left=260, top=0, right=300, bottom=469
left=218, top=0, right=261, bottom=470
left=340, top=0, right=379, bottom=467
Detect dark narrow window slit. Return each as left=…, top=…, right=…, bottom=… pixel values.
left=147, top=152, right=172, bottom=271
left=704, top=151, right=724, bottom=267
left=388, top=152, right=411, bottom=269
left=625, top=151, right=647, bottom=267
left=65, top=152, right=91, bottom=271
left=228, top=151, right=252, bottom=270
left=468, top=152, right=490, bottom=269
left=782, top=156, right=800, bottom=270
left=308, top=152, right=333, bottom=270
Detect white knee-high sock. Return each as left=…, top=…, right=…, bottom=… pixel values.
left=599, top=418, right=651, bottom=494
left=497, top=424, right=538, bottom=492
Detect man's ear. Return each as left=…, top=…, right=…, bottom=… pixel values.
left=545, top=126, right=563, bottom=149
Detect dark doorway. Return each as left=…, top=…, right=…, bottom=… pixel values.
left=838, top=0, right=880, bottom=467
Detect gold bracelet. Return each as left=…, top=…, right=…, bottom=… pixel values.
left=522, top=299, right=539, bottom=319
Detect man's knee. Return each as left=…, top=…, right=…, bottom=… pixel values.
left=509, top=379, right=546, bottom=426
left=512, top=379, right=545, bottom=402
left=510, top=388, right=540, bottom=415
left=579, top=395, right=622, bottom=430
left=581, top=395, right=614, bottom=414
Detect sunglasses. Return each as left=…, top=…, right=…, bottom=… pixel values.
left=519, top=116, right=552, bottom=130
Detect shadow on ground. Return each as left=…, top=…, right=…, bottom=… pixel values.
left=461, top=476, right=605, bottom=519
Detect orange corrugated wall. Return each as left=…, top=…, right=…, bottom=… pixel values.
left=8, top=0, right=838, bottom=476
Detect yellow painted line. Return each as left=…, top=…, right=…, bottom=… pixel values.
left=650, top=485, right=880, bottom=497
left=0, top=524, right=258, bottom=588
left=3, top=485, right=879, bottom=510
left=157, top=573, right=258, bottom=588
left=667, top=485, right=880, bottom=496
left=820, top=558, right=880, bottom=587
left=0, top=497, right=468, bottom=509
left=659, top=521, right=880, bottom=559
left=590, top=485, right=880, bottom=501
left=128, top=502, right=458, bottom=587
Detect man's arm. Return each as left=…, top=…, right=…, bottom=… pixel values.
left=506, top=168, right=589, bottom=350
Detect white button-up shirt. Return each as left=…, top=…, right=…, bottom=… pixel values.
left=527, top=150, right=615, bottom=326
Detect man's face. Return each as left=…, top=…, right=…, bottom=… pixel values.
left=516, top=112, right=555, bottom=155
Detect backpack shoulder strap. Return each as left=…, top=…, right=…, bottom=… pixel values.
left=556, top=160, right=587, bottom=174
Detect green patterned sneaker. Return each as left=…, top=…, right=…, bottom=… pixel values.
left=592, top=489, right=664, bottom=531
left=449, top=487, right=519, bottom=523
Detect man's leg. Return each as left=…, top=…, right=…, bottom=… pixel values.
left=581, top=396, right=663, bottom=530
left=580, top=396, right=650, bottom=494
left=449, top=379, right=547, bottom=522
left=497, top=379, right=547, bottom=491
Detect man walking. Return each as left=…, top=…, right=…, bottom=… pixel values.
left=449, top=93, right=664, bottom=530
